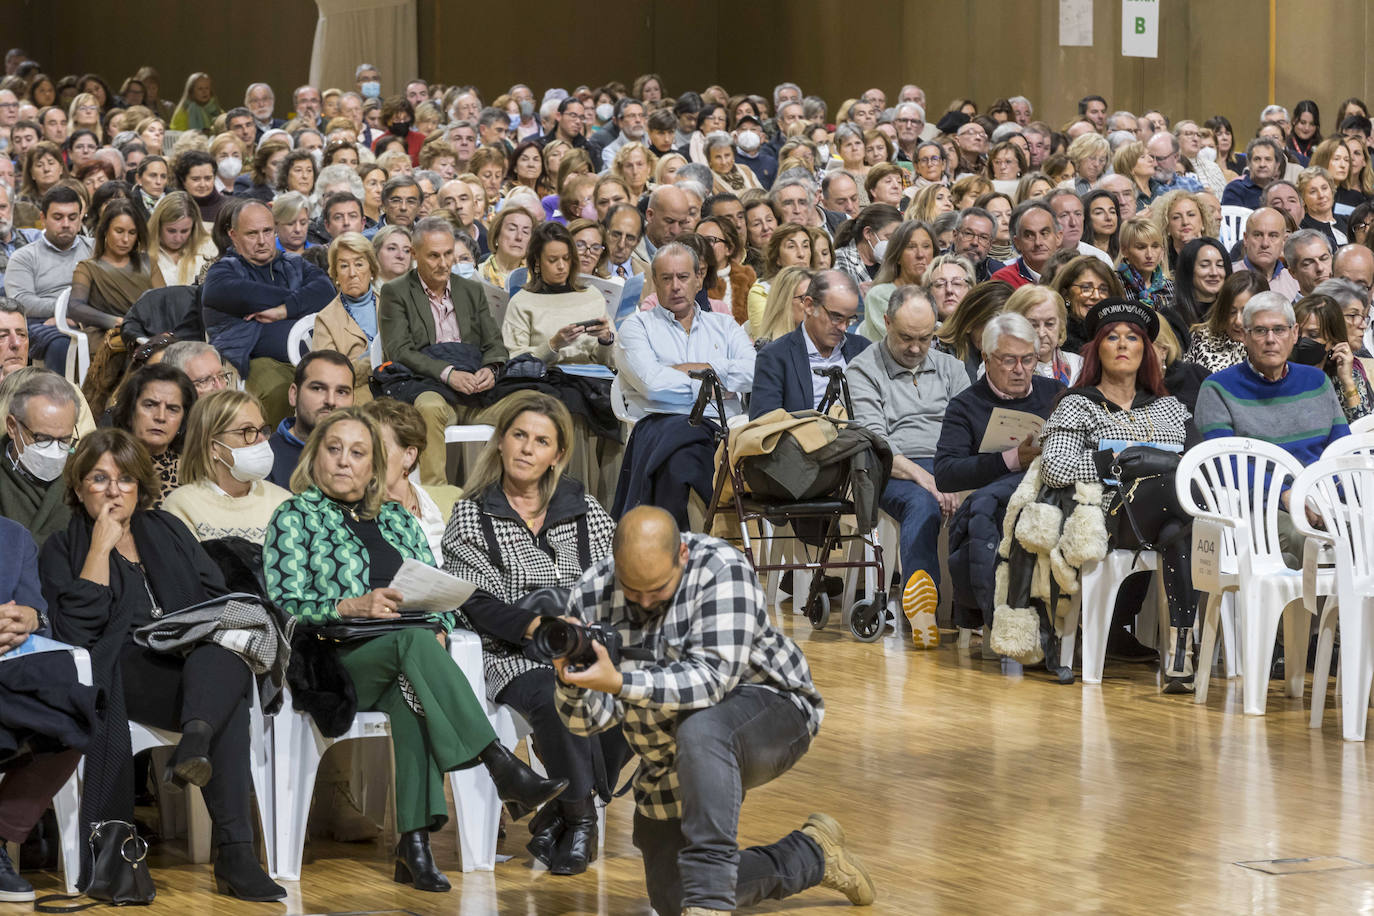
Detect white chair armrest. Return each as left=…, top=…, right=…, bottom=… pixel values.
left=445, top=424, right=495, bottom=445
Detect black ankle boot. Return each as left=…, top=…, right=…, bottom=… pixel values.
left=393, top=829, right=450, bottom=892
left=1039, top=612, right=1074, bottom=685
left=165, top=719, right=214, bottom=788
left=477, top=741, right=569, bottom=822
left=550, top=796, right=598, bottom=876
left=525, top=801, right=564, bottom=867
left=214, top=842, right=285, bottom=901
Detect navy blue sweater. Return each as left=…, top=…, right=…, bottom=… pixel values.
left=0, top=515, right=47, bottom=633
left=201, top=250, right=336, bottom=375
left=933, top=375, right=1063, bottom=493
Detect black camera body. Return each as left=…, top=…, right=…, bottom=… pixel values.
left=531, top=616, right=625, bottom=669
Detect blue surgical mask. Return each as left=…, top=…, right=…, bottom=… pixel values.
left=360, top=80, right=381, bottom=99
left=455, top=262, right=476, bottom=279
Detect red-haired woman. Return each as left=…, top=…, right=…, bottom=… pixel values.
left=996, top=299, right=1197, bottom=693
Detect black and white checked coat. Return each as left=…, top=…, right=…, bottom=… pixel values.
left=554, top=532, right=825, bottom=820
left=442, top=477, right=614, bottom=700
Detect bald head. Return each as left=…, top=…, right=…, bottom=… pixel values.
left=1334, top=244, right=1374, bottom=302
left=614, top=506, right=687, bottom=607
left=645, top=186, right=692, bottom=248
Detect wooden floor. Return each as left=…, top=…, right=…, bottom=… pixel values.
left=9, top=616, right=1374, bottom=915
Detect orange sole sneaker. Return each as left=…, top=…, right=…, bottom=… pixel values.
left=902, top=570, right=939, bottom=649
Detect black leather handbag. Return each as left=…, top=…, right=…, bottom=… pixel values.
left=311, top=615, right=441, bottom=643
left=1099, top=445, right=1186, bottom=551
left=35, top=820, right=155, bottom=911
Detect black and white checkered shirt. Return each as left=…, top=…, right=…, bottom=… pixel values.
left=554, top=532, right=824, bottom=820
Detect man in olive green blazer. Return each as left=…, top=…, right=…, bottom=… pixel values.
left=378, top=218, right=508, bottom=484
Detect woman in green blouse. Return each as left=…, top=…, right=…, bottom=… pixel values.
left=264, top=408, right=566, bottom=893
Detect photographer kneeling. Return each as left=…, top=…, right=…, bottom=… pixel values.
left=554, top=505, right=876, bottom=916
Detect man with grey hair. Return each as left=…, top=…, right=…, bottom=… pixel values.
left=1146, top=131, right=1203, bottom=196
left=377, top=215, right=507, bottom=484
left=751, top=270, right=870, bottom=418
left=1096, top=173, right=1138, bottom=220
left=1234, top=207, right=1299, bottom=300
left=244, top=82, right=283, bottom=139
left=613, top=241, right=755, bottom=525
left=935, top=311, right=1062, bottom=641
left=1045, top=188, right=1112, bottom=265
left=1008, top=96, right=1033, bottom=126
left=1106, top=110, right=1138, bottom=134
left=952, top=207, right=1003, bottom=281
left=773, top=82, right=803, bottom=113
left=892, top=102, right=925, bottom=163
left=1222, top=137, right=1285, bottom=208
left=1, top=368, right=78, bottom=543
left=598, top=97, right=647, bottom=170
left=847, top=285, right=968, bottom=647
left=1022, top=121, right=1052, bottom=168
left=1196, top=289, right=1349, bottom=566
left=769, top=175, right=819, bottom=229
left=161, top=341, right=232, bottom=397
left=0, top=182, right=40, bottom=296
left=1285, top=229, right=1333, bottom=296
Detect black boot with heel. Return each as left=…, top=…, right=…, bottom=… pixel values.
left=214, top=842, right=286, bottom=901
left=165, top=719, right=214, bottom=788
left=550, top=796, right=598, bottom=875
left=478, top=740, right=569, bottom=821
left=525, top=802, right=564, bottom=867
left=393, top=829, right=450, bottom=892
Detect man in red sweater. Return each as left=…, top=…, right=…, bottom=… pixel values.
left=990, top=201, right=1063, bottom=289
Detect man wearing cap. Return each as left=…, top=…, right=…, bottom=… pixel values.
left=733, top=114, right=777, bottom=188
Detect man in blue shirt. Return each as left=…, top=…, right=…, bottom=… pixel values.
left=1221, top=138, right=1285, bottom=208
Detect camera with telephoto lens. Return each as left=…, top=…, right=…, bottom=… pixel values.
left=530, top=616, right=625, bottom=669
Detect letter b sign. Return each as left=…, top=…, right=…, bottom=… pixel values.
left=1134, top=16, right=1145, bottom=33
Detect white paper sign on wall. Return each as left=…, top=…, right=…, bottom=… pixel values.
left=1059, top=0, right=1093, bottom=47
left=1121, top=0, right=1159, bottom=58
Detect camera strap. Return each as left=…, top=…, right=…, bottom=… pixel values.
left=479, top=510, right=592, bottom=574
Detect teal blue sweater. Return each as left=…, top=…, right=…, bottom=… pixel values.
left=1193, top=361, right=1349, bottom=465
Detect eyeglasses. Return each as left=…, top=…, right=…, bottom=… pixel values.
left=895, top=118, right=923, bottom=127
left=1344, top=310, right=1371, bottom=327
left=386, top=195, right=420, bottom=207
left=18, top=420, right=77, bottom=450
left=813, top=305, right=859, bottom=328
left=1073, top=282, right=1111, bottom=298
left=916, top=155, right=944, bottom=165
left=574, top=241, right=605, bottom=254
left=990, top=354, right=1038, bottom=370
left=217, top=424, right=272, bottom=447
left=956, top=228, right=991, bottom=245
left=85, top=472, right=138, bottom=492
left=191, top=370, right=235, bottom=391
left=1246, top=324, right=1293, bottom=339
left=929, top=278, right=969, bottom=291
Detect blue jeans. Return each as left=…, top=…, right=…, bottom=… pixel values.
left=879, top=459, right=943, bottom=593
left=26, top=319, right=69, bottom=372
left=631, top=685, right=822, bottom=913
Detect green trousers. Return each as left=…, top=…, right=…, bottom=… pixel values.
left=337, top=628, right=497, bottom=832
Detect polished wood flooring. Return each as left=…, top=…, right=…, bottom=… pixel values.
left=8, top=616, right=1374, bottom=915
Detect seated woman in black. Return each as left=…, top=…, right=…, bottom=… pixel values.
left=443, top=390, right=627, bottom=876
left=38, top=428, right=284, bottom=901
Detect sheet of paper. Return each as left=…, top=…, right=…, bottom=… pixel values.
left=559, top=363, right=615, bottom=379
left=583, top=275, right=625, bottom=315
left=388, top=558, right=477, bottom=613
left=1059, top=0, right=1093, bottom=46
left=978, top=408, right=1046, bottom=453
left=0, top=634, right=77, bottom=662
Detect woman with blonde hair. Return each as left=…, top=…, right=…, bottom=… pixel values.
left=314, top=232, right=382, bottom=397
left=1309, top=136, right=1363, bottom=217
left=951, top=173, right=992, bottom=209
left=169, top=71, right=222, bottom=132
left=442, top=390, right=625, bottom=875
left=653, top=151, right=687, bottom=187
left=936, top=279, right=1012, bottom=382
left=1113, top=141, right=1157, bottom=213
left=162, top=389, right=290, bottom=543
left=905, top=183, right=953, bottom=223
left=1116, top=217, right=1173, bottom=310
left=265, top=408, right=566, bottom=893
left=1013, top=171, right=1054, bottom=204
left=611, top=141, right=655, bottom=200
left=754, top=265, right=814, bottom=343
left=746, top=223, right=813, bottom=334
left=1152, top=190, right=1217, bottom=271
left=146, top=191, right=214, bottom=287
left=67, top=91, right=103, bottom=142
left=1003, top=284, right=1083, bottom=385
left=1296, top=165, right=1348, bottom=248
left=1067, top=132, right=1110, bottom=194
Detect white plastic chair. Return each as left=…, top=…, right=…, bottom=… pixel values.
left=271, top=693, right=392, bottom=880
left=608, top=374, right=643, bottom=430
left=1291, top=455, right=1374, bottom=740
left=1056, top=550, right=1169, bottom=684
left=50, top=288, right=90, bottom=386
left=1218, top=205, right=1252, bottom=249
left=3, top=640, right=90, bottom=893
left=285, top=315, right=316, bottom=366
left=1175, top=437, right=1331, bottom=714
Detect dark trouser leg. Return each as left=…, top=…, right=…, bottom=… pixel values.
left=26, top=319, right=69, bottom=371
left=0, top=750, right=81, bottom=843
left=121, top=644, right=256, bottom=845
left=1161, top=539, right=1196, bottom=629
left=496, top=667, right=596, bottom=800
left=668, top=685, right=823, bottom=912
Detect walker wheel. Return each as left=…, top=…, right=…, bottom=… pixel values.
left=847, top=598, right=886, bottom=642
left=806, top=591, right=831, bottom=629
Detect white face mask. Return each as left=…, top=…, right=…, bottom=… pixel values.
left=816, top=143, right=831, bottom=161
left=217, top=156, right=242, bottom=180
left=309, top=148, right=323, bottom=169
left=454, top=261, right=476, bottom=279
left=16, top=434, right=69, bottom=482
left=870, top=238, right=889, bottom=261
left=360, top=80, right=382, bottom=100
left=595, top=103, right=614, bottom=122
left=736, top=130, right=760, bottom=153
left=215, top=439, right=274, bottom=483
